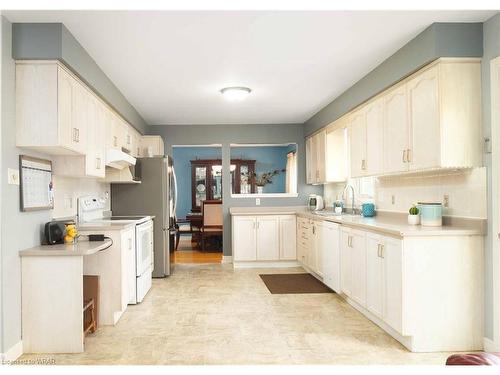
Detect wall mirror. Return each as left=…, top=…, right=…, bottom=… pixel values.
left=230, top=143, right=298, bottom=197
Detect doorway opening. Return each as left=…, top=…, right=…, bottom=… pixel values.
left=171, top=145, right=223, bottom=264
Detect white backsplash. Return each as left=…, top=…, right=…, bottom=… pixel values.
left=52, top=176, right=111, bottom=219
left=324, top=167, right=487, bottom=219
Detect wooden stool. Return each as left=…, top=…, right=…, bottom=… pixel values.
left=83, top=298, right=97, bottom=335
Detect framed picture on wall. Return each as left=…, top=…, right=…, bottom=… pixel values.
left=19, top=155, right=54, bottom=212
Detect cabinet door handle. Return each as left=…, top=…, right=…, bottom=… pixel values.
left=361, top=159, right=366, bottom=170
left=312, top=226, right=315, bottom=235
left=76, top=128, right=80, bottom=143
left=407, top=149, right=411, bottom=163
left=402, top=149, right=407, bottom=163
left=127, top=135, right=131, bottom=144
left=96, top=157, right=101, bottom=170
left=113, top=136, right=118, bottom=147
left=377, top=244, right=381, bottom=257
left=380, top=245, right=385, bottom=258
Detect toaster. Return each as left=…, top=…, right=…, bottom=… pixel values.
left=44, top=221, right=67, bottom=245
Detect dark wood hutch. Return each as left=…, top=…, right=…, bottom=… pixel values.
left=190, top=159, right=256, bottom=212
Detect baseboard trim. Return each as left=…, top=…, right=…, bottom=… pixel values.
left=484, top=337, right=499, bottom=352
left=221, top=255, right=233, bottom=264
left=1, top=340, right=23, bottom=363
left=233, top=260, right=300, bottom=269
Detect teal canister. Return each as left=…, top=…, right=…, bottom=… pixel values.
left=417, top=202, right=442, bottom=227
left=361, top=203, right=375, bottom=217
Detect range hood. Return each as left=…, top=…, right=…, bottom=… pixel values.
left=105, top=166, right=141, bottom=184
left=106, top=148, right=136, bottom=170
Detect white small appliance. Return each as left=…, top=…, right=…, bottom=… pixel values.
left=77, top=195, right=153, bottom=304
left=308, top=194, right=325, bottom=211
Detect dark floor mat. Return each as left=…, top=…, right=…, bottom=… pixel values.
left=259, top=273, right=333, bottom=294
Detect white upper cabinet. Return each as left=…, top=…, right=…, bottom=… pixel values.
left=349, top=97, right=384, bottom=178
left=305, top=130, right=327, bottom=184
left=306, top=137, right=315, bottom=184
left=407, top=65, right=440, bottom=170
left=315, top=130, right=326, bottom=183
left=382, top=59, right=482, bottom=174
left=304, top=58, right=483, bottom=179
left=85, top=96, right=106, bottom=178
left=325, top=121, right=348, bottom=183
left=364, top=98, right=384, bottom=175
left=140, top=136, right=165, bottom=157
left=16, top=63, right=86, bottom=155
left=17, top=61, right=148, bottom=179
left=383, top=84, right=409, bottom=174
left=349, top=110, right=366, bottom=178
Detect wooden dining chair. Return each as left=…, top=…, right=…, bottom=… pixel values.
left=200, top=200, right=223, bottom=252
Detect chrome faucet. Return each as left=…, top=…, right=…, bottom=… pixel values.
left=342, top=183, right=358, bottom=215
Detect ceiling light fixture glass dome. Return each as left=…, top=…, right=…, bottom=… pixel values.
left=220, top=86, right=251, bottom=101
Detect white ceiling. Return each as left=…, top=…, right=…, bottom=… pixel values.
left=4, top=10, right=496, bottom=125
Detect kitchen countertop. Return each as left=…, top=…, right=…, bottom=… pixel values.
left=78, top=222, right=137, bottom=231
left=19, top=239, right=113, bottom=257
left=229, top=206, right=485, bottom=237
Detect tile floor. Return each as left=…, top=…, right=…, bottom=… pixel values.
left=20, top=264, right=453, bottom=365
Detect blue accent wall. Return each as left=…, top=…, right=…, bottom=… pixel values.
left=231, top=145, right=296, bottom=193
left=172, top=146, right=222, bottom=220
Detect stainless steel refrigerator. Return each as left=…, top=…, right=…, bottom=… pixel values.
left=111, top=156, right=177, bottom=277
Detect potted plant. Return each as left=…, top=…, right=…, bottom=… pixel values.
left=408, top=204, right=421, bottom=225
left=244, top=169, right=285, bottom=194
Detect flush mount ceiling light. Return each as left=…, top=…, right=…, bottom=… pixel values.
left=220, top=86, right=251, bottom=101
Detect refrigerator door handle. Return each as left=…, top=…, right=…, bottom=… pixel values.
left=172, top=166, right=178, bottom=220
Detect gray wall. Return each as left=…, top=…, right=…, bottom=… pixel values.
left=1, top=16, right=52, bottom=353
left=481, top=12, right=500, bottom=341
left=148, top=124, right=322, bottom=256
left=304, top=22, right=484, bottom=136
left=12, top=23, right=148, bottom=134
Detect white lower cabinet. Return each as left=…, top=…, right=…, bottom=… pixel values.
left=343, top=230, right=402, bottom=332
left=347, top=228, right=367, bottom=307
left=232, top=215, right=296, bottom=264
left=297, top=219, right=323, bottom=277
left=340, top=227, right=367, bottom=305
left=365, top=233, right=403, bottom=333
left=366, top=233, right=385, bottom=318
left=280, top=215, right=297, bottom=260
left=382, top=237, right=403, bottom=333
left=232, top=216, right=257, bottom=261
left=256, top=217, right=280, bottom=261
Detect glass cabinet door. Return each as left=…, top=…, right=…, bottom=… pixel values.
left=240, top=164, right=251, bottom=194
left=194, top=166, right=207, bottom=207
left=211, top=165, right=222, bottom=200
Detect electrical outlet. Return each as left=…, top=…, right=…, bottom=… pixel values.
left=8, top=168, right=20, bottom=185
left=255, top=198, right=261, bottom=206
left=391, top=195, right=395, bottom=205
left=443, top=194, right=449, bottom=208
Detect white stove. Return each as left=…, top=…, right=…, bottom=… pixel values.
left=78, top=195, right=153, bottom=304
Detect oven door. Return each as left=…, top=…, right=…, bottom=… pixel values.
left=136, top=220, right=153, bottom=276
